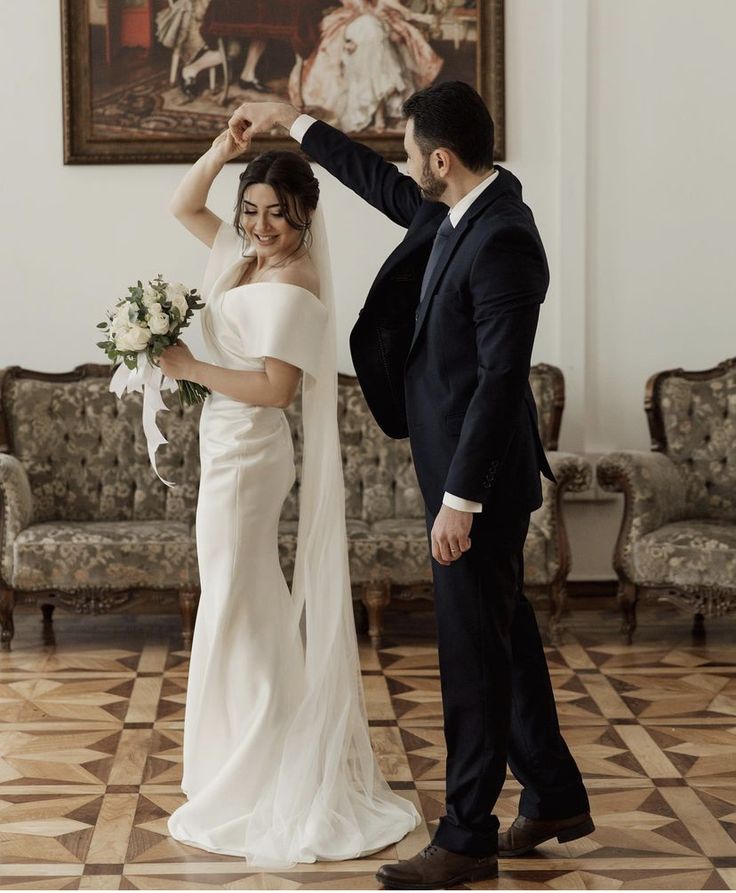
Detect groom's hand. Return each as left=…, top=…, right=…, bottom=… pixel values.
left=431, top=505, right=473, bottom=566
left=228, top=101, right=300, bottom=146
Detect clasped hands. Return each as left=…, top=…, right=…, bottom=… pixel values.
left=205, top=102, right=293, bottom=164
left=227, top=101, right=298, bottom=153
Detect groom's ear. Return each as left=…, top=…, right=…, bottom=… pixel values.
left=431, top=147, right=453, bottom=178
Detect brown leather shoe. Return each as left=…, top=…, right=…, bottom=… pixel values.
left=499, top=812, right=595, bottom=856
left=376, top=843, right=498, bottom=890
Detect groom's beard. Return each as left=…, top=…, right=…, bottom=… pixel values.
left=419, top=158, right=447, bottom=201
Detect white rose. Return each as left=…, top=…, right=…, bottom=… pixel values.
left=115, top=323, right=151, bottom=352
left=147, top=307, right=170, bottom=335
left=111, top=302, right=136, bottom=334
left=166, top=283, right=189, bottom=320
left=142, top=285, right=161, bottom=307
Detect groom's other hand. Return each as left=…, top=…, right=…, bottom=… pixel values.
left=228, top=101, right=300, bottom=146
left=431, top=505, right=473, bottom=566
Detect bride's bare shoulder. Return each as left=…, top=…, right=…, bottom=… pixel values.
left=269, top=254, right=320, bottom=298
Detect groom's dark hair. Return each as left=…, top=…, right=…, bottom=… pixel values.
left=403, top=81, right=494, bottom=173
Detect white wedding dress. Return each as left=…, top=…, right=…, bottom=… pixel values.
left=166, top=215, right=420, bottom=867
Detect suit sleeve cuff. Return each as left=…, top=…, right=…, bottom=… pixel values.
left=289, top=114, right=318, bottom=144
left=443, top=492, right=483, bottom=513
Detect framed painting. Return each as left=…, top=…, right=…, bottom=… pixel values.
left=62, top=0, right=505, bottom=164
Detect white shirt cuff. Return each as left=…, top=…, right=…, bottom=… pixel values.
left=443, top=492, right=483, bottom=513
left=289, top=114, right=318, bottom=144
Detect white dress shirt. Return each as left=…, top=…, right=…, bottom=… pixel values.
left=289, top=116, right=499, bottom=513
left=290, top=113, right=318, bottom=143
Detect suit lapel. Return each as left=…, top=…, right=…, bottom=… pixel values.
left=409, top=214, right=471, bottom=354
left=407, top=169, right=512, bottom=356
left=372, top=217, right=440, bottom=285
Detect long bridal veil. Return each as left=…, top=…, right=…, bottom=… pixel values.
left=240, top=205, right=420, bottom=868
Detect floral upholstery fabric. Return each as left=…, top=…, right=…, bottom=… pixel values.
left=0, top=454, right=33, bottom=586
left=1, top=364, right=579, bottom=596
left=277, top=518, right=431, bottom=587
left=526, top=451, right=592, bottom=585
left=632, top=520, right=736, bottom=590
left=12, top=521, right=196, bottom=591
left=597, top=361, right=736, bottom=599
left=521, top=522, right=549, bottom=586
left=658, top=371, right=736, bottom=521
left=597, top=451, right=689, bottom=583
left=4, top=375, right=201, bottom=525
left=282, top=382, right=425, bottom=525
left=529, top=364, right=563, bottom=450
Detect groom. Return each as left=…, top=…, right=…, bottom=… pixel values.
left=229, top=83, right=592, bottom=889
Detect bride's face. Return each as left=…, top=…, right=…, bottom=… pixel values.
left=240, top=183, right=304, bottom=262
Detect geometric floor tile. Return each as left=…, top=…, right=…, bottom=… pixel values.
left=0, top=601, right=734, bottom=889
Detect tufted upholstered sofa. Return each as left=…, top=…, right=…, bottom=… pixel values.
left=597, top=357, right=736, bottom=643
left=0, top=362, right=590, bottom=651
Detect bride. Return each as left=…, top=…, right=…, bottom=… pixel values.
left=159, top=129, right=420, bottom=867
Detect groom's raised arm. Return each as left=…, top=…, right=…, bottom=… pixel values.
left=298, top=116, right=423, bottom=229
left=229, top=103, right=423, bottom=229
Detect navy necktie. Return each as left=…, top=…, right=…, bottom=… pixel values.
left=420, top=214, right=454, bottom=303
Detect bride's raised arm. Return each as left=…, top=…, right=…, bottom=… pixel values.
left=169, top=130, right=248, bottom=249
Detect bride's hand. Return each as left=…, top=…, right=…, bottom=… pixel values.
left=159, top=341, right=198, bottom=380
left=209, top=128, right=249, bottom=164
left=228, top=101, right=299, bottom=145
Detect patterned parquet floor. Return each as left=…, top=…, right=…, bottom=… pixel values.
left=1, top=599, right=735, bottom=890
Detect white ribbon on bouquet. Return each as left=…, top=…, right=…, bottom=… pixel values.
left=110, top=353, right=179, bottom=487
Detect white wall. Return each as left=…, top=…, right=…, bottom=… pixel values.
left=2, top=0, right=735, bottom=581
left=0, top=0, right=560, bottom=374
left=585, top=0, right=736, bottom=452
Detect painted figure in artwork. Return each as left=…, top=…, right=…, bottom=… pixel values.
left=157, top=0, right=324, bottom=100
left=290, top=0, right=443, bottom=132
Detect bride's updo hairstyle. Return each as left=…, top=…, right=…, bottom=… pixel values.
left=234, top=151, right=320, bottom=251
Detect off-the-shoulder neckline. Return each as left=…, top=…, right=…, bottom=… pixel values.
left=224, top=280, right=323, bottom=307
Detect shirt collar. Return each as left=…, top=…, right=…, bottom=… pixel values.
left=448, top=169, right=499, bottom=228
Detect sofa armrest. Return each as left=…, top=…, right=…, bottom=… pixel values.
left=597, top=451, right=686, bottom=534
left=547, top=451, right=593, bottom=494
left=0, top=454, right=33, bottom=588
left=597, top=450, right=687, bottom=583
left=530, top=452, right=593, bottom=587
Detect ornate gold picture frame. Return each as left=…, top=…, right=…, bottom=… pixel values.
left=62, top=0, right=505, bottom=164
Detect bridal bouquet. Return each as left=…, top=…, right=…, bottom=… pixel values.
left=96, top=274, right=208, bottom=406
left=96, top=275, right=208, bottom=486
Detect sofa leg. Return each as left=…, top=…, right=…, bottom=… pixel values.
left=0, top=588, right=16, bottom=651
left=547, top=582, right=566, bottom=645
left=179, top=590, right=199, bottom=651
left=362, top=580, right=391, bottom=650
left=692, top=612, right=706, bottom=640
left=353, top=597, right=369, bottom=635
left=618, top=582, right=638, bottom=644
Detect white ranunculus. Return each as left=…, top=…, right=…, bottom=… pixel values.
left=116, top=323, right=151, bottom=352
left=142, top=285, right=161, bottom=307
left=147, top=307, right=170, bottom=335
left=166, top=282, right=189, bottom=320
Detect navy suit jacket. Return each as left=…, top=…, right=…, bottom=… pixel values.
left=302, top=120, right=555, bottom=516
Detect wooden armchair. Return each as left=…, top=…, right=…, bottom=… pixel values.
left=597, top=357, right=736, bottom=642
